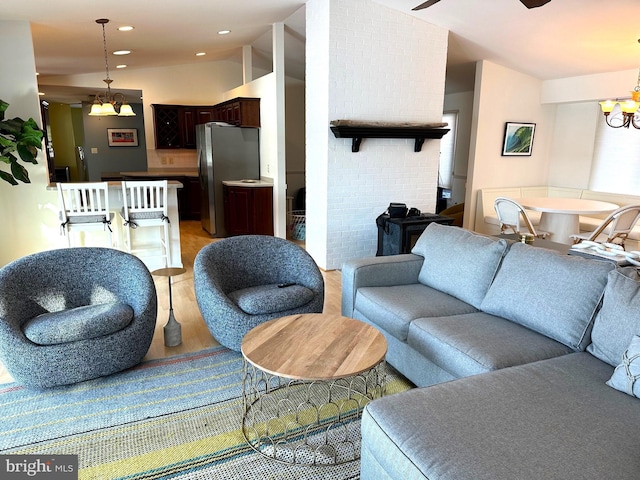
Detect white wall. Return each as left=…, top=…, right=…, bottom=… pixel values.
left=541, top=68, right=638, bottom=104
left=465, top=60, right=555, bottom=230
left=547, top=102, right=599, bottom=189
left=306, top=0, right=448, bottom=270
left=0, top=21, right=59, bottom=267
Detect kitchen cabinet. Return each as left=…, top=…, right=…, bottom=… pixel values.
left=152, top=104, right=215, bottom=149
left=223, top=184, right=273, bottom=236
left=153, top=99, right=259, bottom=149
left=213, top=98, right=260, bottom=127
left=152, top=104, right=182, bottom=149
left=181, top=107, right=216, bottom=148
left=182, top=176, right=202, bottom=220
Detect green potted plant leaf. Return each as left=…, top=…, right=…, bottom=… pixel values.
left=0, top=99, right=44, bottom=185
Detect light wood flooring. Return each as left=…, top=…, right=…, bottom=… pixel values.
left=0, top=221, right=342, bottom=385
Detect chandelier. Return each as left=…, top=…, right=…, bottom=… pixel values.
left=89, top=19, right=135, bottom=117
left=599, top=68, right=640, bottom=129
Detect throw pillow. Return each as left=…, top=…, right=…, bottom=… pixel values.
left=411, top=223, right=508, bottom=309
left=587, top=267, right=640, bottom=366
left=606, top=335, right=640, bottom=398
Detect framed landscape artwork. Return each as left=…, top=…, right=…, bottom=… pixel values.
left=107, top=128, right=139, bottom=147
left=502, top=122, right=535, bottom=156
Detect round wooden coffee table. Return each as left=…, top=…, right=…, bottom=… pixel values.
left=241, top=313, right=387, bottom=465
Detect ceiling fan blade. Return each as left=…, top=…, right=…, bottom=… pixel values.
left=412, top=0, right=442, bottom=11
left=520, top=0, right=552, bottom=8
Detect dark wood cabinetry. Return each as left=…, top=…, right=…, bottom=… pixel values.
left=153, top=98, right=260, bottom=149
left=152, top=104, right=215, bottom=149
left=183, top=176, right=202, bottom=220
left=213, top=98, right=260, bottom=128
left=223, top=184, right=273, bottom=236
left=181, top=107, right=216, bottom=148
left=153, top=104, right=183, bottom=149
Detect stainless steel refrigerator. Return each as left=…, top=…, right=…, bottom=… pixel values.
left=197, top=123, right=260, bottom=237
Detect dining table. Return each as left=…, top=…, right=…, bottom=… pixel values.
left=519, top=197, right=619, bottom=244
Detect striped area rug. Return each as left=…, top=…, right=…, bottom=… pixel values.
left=0, top=346, right=413, bottom=479
left=0, top=346, right=243, bottom=451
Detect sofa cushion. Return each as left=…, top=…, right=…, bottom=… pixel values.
left=228, top=284, right=314, bottom=315
left=411, top=224, right=508, bottom=309
left=362, top=353, right=640, bottom=480
left=354, top=284, right=478, bottom=342
left=407, top=312, right=573, bottom=378
left=607, top=335, right=640, bottom=398
left=480, top=242, right=613, bottom=350
left=587, top=267, right=640, bottom=367
left=23, top=302, right=134, bottom=345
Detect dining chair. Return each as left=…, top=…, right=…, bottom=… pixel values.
left=570, top=204, right=640, bottom=248
left=57, top=182, right=114, bottom=247
left=494, top=196, right=549, bottom=239
left=120, top=180, right=171, bottom=267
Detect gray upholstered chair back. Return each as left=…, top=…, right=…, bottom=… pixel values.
left=0, top=247, right=157, bottom=388
left=194, top=235, right=324, bottom=351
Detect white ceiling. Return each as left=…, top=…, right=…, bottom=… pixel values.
left=2, top=0, right=640, bottom=99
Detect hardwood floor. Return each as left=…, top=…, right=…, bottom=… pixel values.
left=0, top=221, right=342, bottom=384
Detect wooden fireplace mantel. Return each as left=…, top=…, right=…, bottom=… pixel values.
left=330, top=121, right=450, bottom=152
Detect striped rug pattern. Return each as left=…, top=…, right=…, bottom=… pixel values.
left=0, top=346, right=243, bottom=451
left=0, top=346, right=413, bottom=479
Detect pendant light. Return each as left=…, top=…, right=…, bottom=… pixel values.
left=88, top=18, right=136, bottom=117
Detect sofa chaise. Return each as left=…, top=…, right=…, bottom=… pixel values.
left=342, top=223, right=640, bottom=479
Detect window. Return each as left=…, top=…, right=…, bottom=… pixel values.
left=590, top=105, right=640, bottom=194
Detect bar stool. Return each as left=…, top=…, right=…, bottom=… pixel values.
left=120, top=180, right=171, bottom=267
left=57, top=182, right=114, bottom=247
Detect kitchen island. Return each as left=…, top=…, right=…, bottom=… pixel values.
left=102, top=169, right=201, bottom=221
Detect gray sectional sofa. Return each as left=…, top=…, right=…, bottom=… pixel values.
left=342, top=223, right=640, bottom=480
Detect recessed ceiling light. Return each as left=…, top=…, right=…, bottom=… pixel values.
left=195, top=52, right=206, bottom=56
left=113, top=50, right=131, bottom=55
left=118, top=26, right=134, bottom=31
left=218, top=30, right=231, bottom=35
left=116, top=64, right=127, bottom=68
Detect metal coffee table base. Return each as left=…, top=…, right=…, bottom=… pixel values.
left=241, top=359, right=386, bottom=466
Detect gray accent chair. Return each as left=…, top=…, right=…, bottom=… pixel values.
left=194, top=235, right=324, bottom=351
left=0, top=247, right=157, bottom=388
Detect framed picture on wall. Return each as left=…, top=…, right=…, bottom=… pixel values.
left=501, top=122, right=535, bottom=156
left=107, top=128, right=139, bottom=147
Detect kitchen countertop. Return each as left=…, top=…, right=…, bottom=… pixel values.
left=119, top=168, right=198, bottom=177
left=222, top=179, right=273, bottom=187
left=47, top=180, right=183, bottom=190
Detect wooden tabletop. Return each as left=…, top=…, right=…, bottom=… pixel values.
left=151, top=267, right=187, bottom=277
left=241, top=314, right=387, bottom=381
left=519, top=197, right=619, bottom=215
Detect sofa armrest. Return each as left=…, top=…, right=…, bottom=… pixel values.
left=341, top=254, right=424, bottom=317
